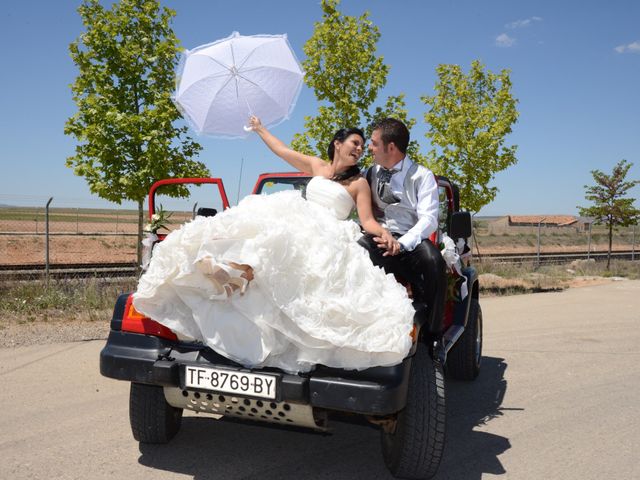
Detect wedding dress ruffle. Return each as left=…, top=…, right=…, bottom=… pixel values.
left=133, top=176, right=414, bottom=373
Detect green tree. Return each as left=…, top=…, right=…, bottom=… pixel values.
left=421, top=60, right=519, bottom=213
left=578, top=160, right=640, bottom=269
left=65, top=0, right=208, bottom=265
left=292, top=0, right=425, bottom=166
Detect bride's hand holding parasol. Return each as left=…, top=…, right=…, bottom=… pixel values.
left=247, top=115, right=264, bottom=133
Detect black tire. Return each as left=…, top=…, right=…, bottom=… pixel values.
left=447, top=298, right=483, bottom=381
left=129, top=383, right=183, bottom=443
left=381, top=343, right=446, bottom=480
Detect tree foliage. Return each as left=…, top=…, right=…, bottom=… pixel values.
left=292, top=0, right=424, bottom=166
left=65, top=0, right=209, bottom=263
left=422, top=60, right=519, bottom=213
left=578, top=159, right=639, bottom=268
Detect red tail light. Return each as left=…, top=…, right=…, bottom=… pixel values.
left=121, top=295, right=178, bottom=341
left=409, top=324, right=418, bottom=343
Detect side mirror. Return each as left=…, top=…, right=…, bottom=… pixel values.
left=196, top=207, right=218, bottom=218
left=449, top=211, right=472, bottom=239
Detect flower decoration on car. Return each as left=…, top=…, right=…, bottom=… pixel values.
left=144, top=204, right=173, bottom=234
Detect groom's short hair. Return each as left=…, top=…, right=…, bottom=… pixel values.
left=371, top=118, right=409, bottom=155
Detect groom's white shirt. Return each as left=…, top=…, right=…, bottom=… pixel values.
left=369, top=157, right=439, bottom=251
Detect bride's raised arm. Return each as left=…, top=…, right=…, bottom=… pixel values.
left=249, top=116, right=327, bottom=176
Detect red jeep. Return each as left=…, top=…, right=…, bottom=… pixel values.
left=100, top=173, right=482, bottom=480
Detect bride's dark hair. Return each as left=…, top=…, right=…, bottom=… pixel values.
left=328, top=127, right=365, bottom=182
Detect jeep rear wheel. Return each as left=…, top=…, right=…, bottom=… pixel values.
left=447, top=298, right=483, bottom=380
left=129, top=383, right=183, bottom=443
left=381, top=343, right=446, bottom=479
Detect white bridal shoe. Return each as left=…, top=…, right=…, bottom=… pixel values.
left=196, top=256, right=254, bottom=300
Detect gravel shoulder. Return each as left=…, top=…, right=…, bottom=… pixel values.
left=0, top=307, right=112, bottom=348
left=0, top=276, right=621, bottom=349
left=0, top=319, right=110, bottom=348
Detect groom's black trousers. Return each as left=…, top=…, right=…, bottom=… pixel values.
left=358, top=233, right=447, bottom=334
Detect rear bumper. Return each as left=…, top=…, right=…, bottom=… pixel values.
left=100, top=330, right=412, bottom=416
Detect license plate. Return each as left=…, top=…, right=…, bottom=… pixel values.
left=184, top=365, right=278, bottom=400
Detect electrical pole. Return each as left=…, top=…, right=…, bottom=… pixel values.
left=45, top=197, right=53, bottom=286
left=236, top=157, right=244, bottom=205
left=537, top=217, right=546, bottom=268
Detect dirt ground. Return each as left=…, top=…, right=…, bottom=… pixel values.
left=1, top=232, right=634, bottom=266
left=470, top=243, right=632, bottom=254
left=0, top=235, right=138, bottom=264
left=4, top=207, right=635, bottom=265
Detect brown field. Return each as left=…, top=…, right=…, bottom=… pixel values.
left=0, top=216, right=191, bottom=236
left=0, top=235, right=138, bottom=264
left=0, top=213, right=192, bottom=264
left=0, top=232, right=634, bottom=266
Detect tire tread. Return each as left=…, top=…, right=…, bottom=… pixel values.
left=382, top=344, right=446, bottom=479
left=447, top=299, right=482, bottom=381
left=129, top=383, right=182, bottom=444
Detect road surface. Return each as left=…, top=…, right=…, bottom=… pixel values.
left=1, top=280, right=638, bottom=479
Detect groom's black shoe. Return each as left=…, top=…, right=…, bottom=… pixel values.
left=411, top=301, right=429, bottom=327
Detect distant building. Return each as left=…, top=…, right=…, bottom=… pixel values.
left=577, top=216, right=595, bottom=232
left=488, top=215, right=589, bottom=234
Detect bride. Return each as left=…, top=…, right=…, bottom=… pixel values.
left=133, top=116, right=415, bottom=373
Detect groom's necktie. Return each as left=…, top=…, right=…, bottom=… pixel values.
left=377, top=167, right=400, bottom=204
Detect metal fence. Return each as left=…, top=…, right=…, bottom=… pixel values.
left=473, top=220, right=638, bottom=267
left=1, top=195, right=638, bottom=275
left=0, top=206, right=198, bottom=235
left=0, top=198, right=194, bottom=269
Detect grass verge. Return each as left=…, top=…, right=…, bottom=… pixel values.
left=0, top=259, right=638, bottom=326
left=0, top=276, right=137, bottom=326
left=475, top=259, right=639, bottom=296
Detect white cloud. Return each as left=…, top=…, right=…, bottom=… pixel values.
left=495, top=33, right=516, bottom=48
left=506, top=16, right=543, bottom=29
left=614, top=41, right=640, bottom=54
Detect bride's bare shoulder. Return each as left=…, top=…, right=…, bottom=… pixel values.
left=341, top=175, right=370, bottom=199
left=351, top=175, right=371, bottom=191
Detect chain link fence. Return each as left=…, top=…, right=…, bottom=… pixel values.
left=472, top=218, right=638, bottom=265
left=0, top=196, right=195, bottom=269
left=1, top=195, right=638, bottom=273
left=0, top=185, right=228, bottom=274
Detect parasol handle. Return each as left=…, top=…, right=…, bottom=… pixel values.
left=243, top=98, right=254, bottom=132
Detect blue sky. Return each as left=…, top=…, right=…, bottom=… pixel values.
left=1, top=0, right=638, bottom=215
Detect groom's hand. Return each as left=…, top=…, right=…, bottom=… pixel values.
left=382, top=238, right=401, bottom=257
left=374, top=231, right=401, bottom=256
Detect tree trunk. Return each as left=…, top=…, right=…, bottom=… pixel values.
left=137, top=200, right=144, bottom=271
left=607, top=221, right=612, bottom=270
left=472, top=224, right=481, bottom=260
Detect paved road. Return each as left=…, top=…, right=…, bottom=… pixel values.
left=1, top=280, right=638, bottom=479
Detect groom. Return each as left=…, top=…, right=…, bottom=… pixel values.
left=358, top=118, right=447, bottom=331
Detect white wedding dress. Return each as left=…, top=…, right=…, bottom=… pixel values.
left=134, top=176, right=414, bottom=373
